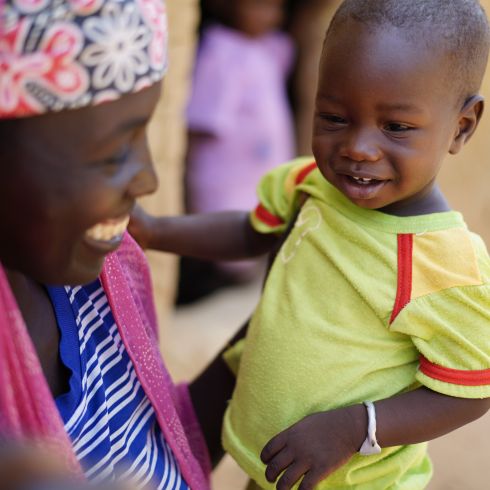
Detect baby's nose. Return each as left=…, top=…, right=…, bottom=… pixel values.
left=341, top=128, right=382, bottom=162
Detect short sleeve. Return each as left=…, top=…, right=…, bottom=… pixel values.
left=391, top=284, right=490, bottom=399
left=249, top=158, right=317, bottom=234
left=223, top=338, right=246, bottom=377
left=186, top=31, right=239, bottom=136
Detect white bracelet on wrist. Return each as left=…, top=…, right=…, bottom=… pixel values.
left=359, top=401, right=382, bottom=456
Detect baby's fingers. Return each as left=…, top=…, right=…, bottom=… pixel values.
left=264, top=448, right=294, bottom=483
left=276, top=461, right=310, bottom=490
left=298, top=469, right=325, bottom=490
left=260, top=432, right=287, bottom=463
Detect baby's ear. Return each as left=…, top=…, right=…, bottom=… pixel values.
left=449, top=95, right=484, bottom=155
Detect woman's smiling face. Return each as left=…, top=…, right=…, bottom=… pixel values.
left=0, top=83, right=160, bottom=285
left=312, top=20, right=475, bottom=215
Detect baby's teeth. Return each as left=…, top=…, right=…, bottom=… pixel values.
left=353, top=176, right=373, bottom=183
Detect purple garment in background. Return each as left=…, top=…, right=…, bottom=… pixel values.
left=186, top=24, right=295, bottom=214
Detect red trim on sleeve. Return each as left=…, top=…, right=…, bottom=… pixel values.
left=254, top=204, right=285, bottom=228
left=295, top=162, right=317, bottom=185
left=419, top=355, right=490, bottom=386
left=390, top=234, right=413, bottom=324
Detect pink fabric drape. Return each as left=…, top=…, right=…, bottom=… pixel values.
left=0, top=265, right=82, bottom=475
left=0, top=233, right=211, bottom=489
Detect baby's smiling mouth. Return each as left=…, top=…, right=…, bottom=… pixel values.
left=84, top=215, right=130, bottom=244
left=336, top=172, right=389, bottom=201
left=349, top=176, right=380, bottom=185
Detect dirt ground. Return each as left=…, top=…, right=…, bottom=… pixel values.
left=161, top=279, right=490, bottom=490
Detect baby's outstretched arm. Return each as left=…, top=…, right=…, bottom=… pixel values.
left=261, top=388, right=490, bottom=490
left=129, top=205, right=279, bottom=260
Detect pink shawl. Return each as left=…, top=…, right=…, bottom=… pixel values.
left=0, top=233, right=211, bottom=489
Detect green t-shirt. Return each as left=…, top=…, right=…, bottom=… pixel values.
left=222, top=158, right=490, bottom=489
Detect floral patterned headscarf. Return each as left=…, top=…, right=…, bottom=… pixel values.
left=0, top=0, right=168, bottom=119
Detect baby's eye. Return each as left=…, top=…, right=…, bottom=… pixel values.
left=321, top=114, right=346, bottom=123
left=384, top=122, right=413, bottom=133
left=318, top=113, right=347, bottom=128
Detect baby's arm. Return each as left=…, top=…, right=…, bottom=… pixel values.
left=129, top=205, right=280, bottom=260
left=261, top=388, right=490, bottom=490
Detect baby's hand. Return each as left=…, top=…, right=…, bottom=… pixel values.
left=128, top=204, right=155, bottom=250
left=260, top=405, right=366, bottom=490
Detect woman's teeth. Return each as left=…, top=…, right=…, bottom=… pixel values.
left=85, top=216, right=130, bottom=242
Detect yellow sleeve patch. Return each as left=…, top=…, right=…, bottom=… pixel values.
left=412, top=228, right=483, bottom=300
left=283, top=158, right=316, bottom=197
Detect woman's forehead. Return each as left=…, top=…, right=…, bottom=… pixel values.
left=0, top=0, right=168, bottom=120
left=3, top=83, right=161, bottom=158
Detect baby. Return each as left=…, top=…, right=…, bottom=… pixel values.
left=130, top=0, right=490, bottom=488
left=0, top=0, right=230, bottom=488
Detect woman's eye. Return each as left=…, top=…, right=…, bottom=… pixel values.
left=105, top=145, right=130, bottom=165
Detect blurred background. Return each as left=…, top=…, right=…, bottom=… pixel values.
left=142, top=0, right=490, bottom=488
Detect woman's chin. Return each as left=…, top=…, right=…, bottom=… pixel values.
left=30, top=259, right=105, bottom=287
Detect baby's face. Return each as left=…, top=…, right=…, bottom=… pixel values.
left=0, top=83, right=160, bottom=285
left=312, top=20, right=467, bottom=214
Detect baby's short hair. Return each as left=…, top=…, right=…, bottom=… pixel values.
left=327, top=0, right=490, bottom=104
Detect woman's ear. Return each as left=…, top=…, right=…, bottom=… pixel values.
left=449, top=95, right=484, bottom=155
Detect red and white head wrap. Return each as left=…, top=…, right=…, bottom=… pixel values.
left=0, top=0, right=168, bottom=118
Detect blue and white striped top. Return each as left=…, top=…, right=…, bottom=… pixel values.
left=48, top=280, right=189, bottom=490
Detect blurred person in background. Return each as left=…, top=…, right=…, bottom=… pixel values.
left=177, top=0, right=296, bottom=303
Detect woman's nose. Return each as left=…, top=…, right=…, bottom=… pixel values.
left=126, top=147, right=159, bottom=199
left=340, top=128, right=382, bottom=163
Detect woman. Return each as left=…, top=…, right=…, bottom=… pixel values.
left=0, top=0, right=235, bottom=488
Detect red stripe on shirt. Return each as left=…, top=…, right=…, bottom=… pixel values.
left=419, top=355, right=490, bottom=386
left=295, top=162, right=317, bottom=185
left=390, top=234, right=413, bottom=324
left=254, top=204, right=284, bottom=228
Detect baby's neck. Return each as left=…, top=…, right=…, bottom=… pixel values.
left=380, top=185, right=450, bottom=217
